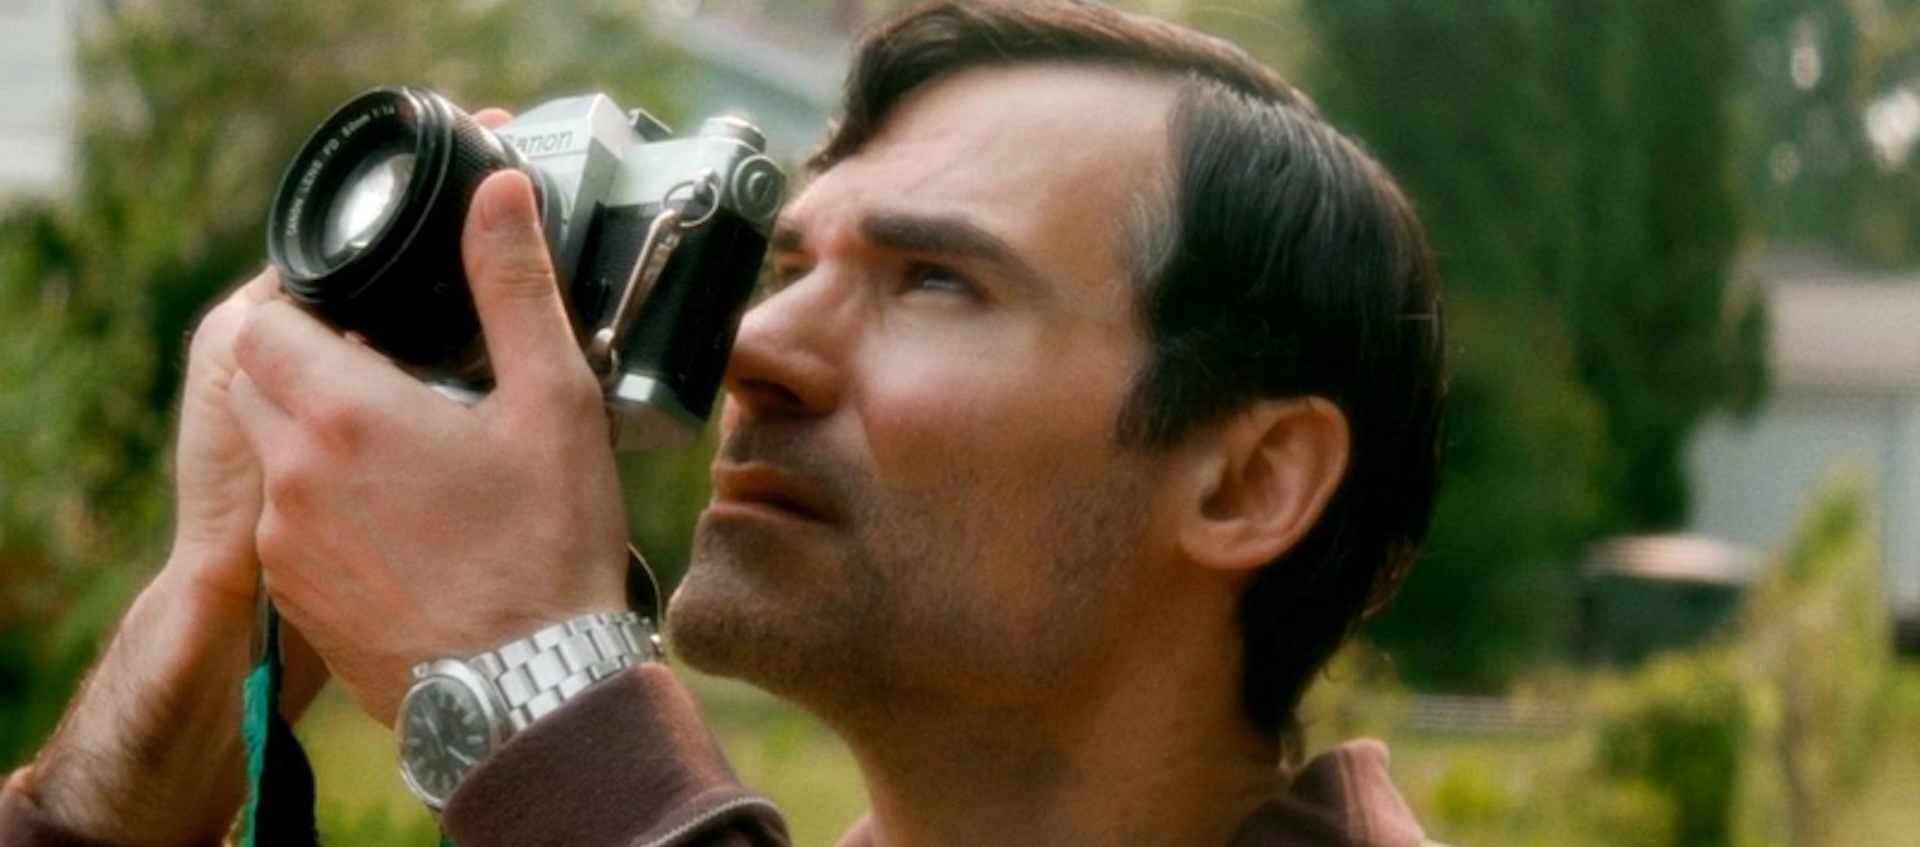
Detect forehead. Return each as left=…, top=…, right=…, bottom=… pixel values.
left=862, top=61, right=1178, bottom=169
left=786, top=63, right=1179, bottom=290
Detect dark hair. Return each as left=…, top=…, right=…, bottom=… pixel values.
left=821, top=0, right=1446, bottom=750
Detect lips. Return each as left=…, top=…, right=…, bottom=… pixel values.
left=708, top=462, right=843, bottom=524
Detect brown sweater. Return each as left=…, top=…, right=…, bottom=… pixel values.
left=0, top=664, right=1428, bottom=847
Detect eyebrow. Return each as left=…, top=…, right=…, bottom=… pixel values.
left=771, top=211, right=1044, bottom=288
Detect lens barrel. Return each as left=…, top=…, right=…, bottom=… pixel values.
left=266, top=87, right=527, bottom=376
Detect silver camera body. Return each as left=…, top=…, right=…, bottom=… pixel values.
left=497, top=95, right=784, bottom=448
left=267, top=87, right=786, bottom=450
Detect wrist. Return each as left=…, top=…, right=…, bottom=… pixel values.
left=29, top=565, right=256, bottom=847
left=161, top=538, right=262, bottom=618
left=396, top=611, right=662, bottom=811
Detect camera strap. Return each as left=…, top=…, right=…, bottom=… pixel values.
left=241, top=594, right=321, bottom=847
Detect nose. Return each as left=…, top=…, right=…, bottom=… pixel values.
left=722, top=272, right=853, bottom=420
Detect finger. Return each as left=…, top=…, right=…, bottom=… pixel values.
left=474, top=108, right=513, bottom=129
left=233, top=299, right=434, bottom=426
left=231, top=371, right=352, bottom=608
left=187, top=268, right=281, bottom=365
left=226, top=369, right=299, bottom=465
left=239, top=265, right=283, bottom=304
left=461, top=170, right=597, bottom=402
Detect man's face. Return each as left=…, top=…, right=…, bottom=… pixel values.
left=670, top=64, right=1185, bottom=718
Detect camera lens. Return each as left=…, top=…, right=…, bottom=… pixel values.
left=266, top=87, right=530, bottom=376
left=321, top=145, right=414, bottom=263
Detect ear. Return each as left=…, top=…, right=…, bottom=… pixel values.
left=1177, top=398, right=1350, bottom=574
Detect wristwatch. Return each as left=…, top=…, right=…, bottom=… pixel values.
left=395, top=610, right=663, bottom=810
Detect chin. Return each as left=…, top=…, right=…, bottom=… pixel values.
left=669, top=553, right=892, bottom=716
left=666, top=559, right=749, bottom=666
left=668, top=554, right=803, bottom=684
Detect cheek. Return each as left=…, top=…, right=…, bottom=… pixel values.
left=852, top=350, right=1142, bottom=590
left=843, top=295, right=1147, bottom=562
left=858, top=345, right=1131, bottom=490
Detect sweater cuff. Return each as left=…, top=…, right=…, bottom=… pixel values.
left=442, top=663, right=788, bottom=847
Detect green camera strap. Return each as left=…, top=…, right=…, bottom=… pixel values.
left=241, top=595, right=321, bottom=847
left=242, top=593, right=462, bottom=847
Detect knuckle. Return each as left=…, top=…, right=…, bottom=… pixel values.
left=260, top=456, right=315, bottom=514
left=507, top=353, right=603, bottom=415
left=231, top=300, right=297, bottom=371
left=538, top=367, right=612, bottom=433
left=189, top=302, right=242, bottom=360
left=258, top=425, right=357, bottom=515
left=254, top=509, right=300, bottom=568
left=557, top=362, right=607, bottom=410
left=477, top=243, right=558, bottom=298
left=228, top=305, right=264, bottom=362
left=302, top=393, right=371, bottom=455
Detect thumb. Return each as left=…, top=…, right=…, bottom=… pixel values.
left=463, top=169, right=595, bottom=401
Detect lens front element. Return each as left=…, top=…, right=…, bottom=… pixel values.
left=322, top=146, right=416, bottom=264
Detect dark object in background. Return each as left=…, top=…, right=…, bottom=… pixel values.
left=1579, top=535, right=1756, bottom=666
left=1896, top=611, right=1920, bottom=655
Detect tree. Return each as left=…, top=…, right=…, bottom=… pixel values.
left=1739, top=0, right=1920, bottom=266
left=1284, top=0, right=1765, bottom=688
left=0, top=0, right=697, bottom=763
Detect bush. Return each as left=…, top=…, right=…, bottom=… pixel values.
left=1738, top=468, right=1893, bottom=847
left=1594, top=651, right=1748, bottom=847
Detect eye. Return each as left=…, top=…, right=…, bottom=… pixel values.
left=903, top=261, right=980, bottom=299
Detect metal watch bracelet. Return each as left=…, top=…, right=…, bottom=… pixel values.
left=468, top=610, right=663, bottom=732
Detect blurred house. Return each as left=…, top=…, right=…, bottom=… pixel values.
left=1687, top=247, right=1920, bottom=647
left=3, top=1, right=840, bottom=201
left=645, top=0, right=850, bottom=165
left=0, top=0, right=75, bottom=199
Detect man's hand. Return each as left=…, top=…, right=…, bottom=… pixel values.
left=230, top=169, right=632, bottom=725
left=12, top=272, right=324, bottom=847
left=173, top=271, right=278, bottom=602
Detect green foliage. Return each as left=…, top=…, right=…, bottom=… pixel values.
left=1578, top=470, right=1896, bottom=847
left=1738, top=468, right=1892, bottom=847
left=1738, top=0, right=1920, bottom=266
left=1370, top=295, right=1605, bottom=689
left=0, top=0, right=693, bottom=766
left=295, top=689, right=440, bottom=844
left=1565, top=0, right=1761, bottom=529
left=1427, top=753, right=1511, bottom=833
left=1342, top=472, right=1909, bottom=846
left=1281, top=0, right=1765, bottom=689
left=620, top=434, right=719, bottom=593
left=1594, top=652, right=1749, bottom=847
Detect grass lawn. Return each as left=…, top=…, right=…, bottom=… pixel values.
left=298, top=661, right=1920, bottom=846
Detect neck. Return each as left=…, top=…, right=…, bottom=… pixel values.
left=827, top=592, right=1281, bottom=847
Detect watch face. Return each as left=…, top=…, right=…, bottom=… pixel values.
left=398, top=675, right=498, bottom=809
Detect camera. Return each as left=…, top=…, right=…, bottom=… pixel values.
left=265, top=86, right=786, bottom=449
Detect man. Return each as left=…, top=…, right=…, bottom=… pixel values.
left=0, top=1, right=1445, bottom=845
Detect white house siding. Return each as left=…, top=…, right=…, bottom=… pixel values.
left=1687, top=260, right=1920, bottom=622
left=1688, top=391, right=1920, bottom=616
left=0, top=0, right=75, bottom=198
